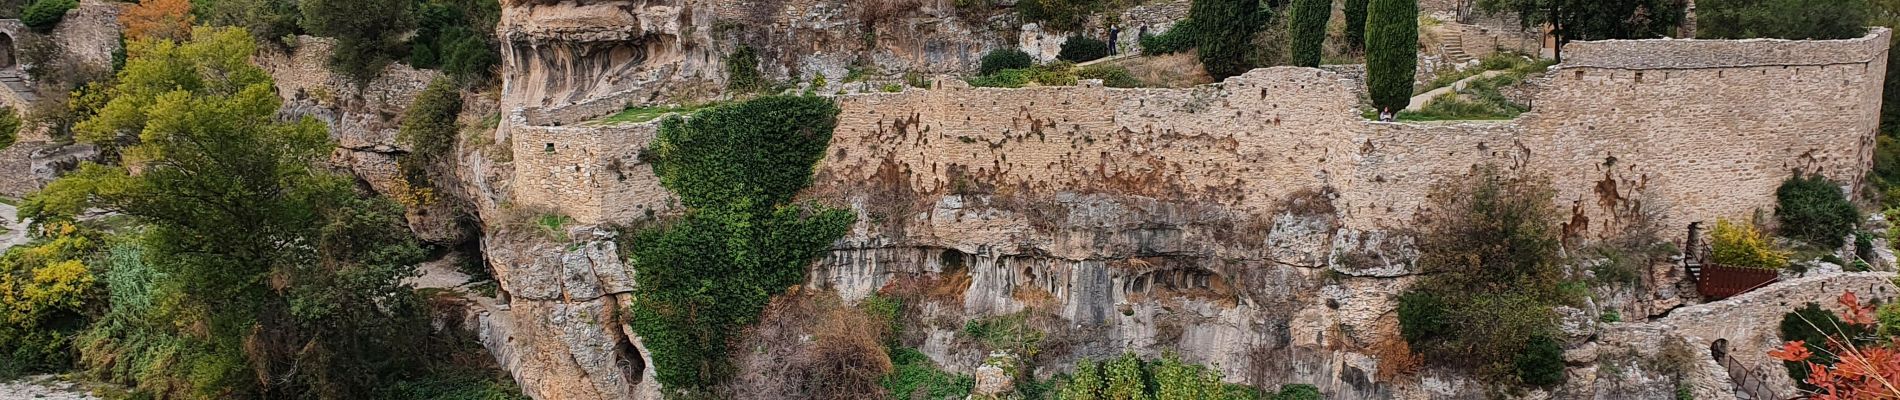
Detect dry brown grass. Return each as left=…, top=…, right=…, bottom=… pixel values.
left=1109, top=52, right=1213, bottom=88
left=725, top=291, right=894, bottom=399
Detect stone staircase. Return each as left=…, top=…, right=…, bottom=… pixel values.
left=0, top=72, right=36, bottom=104
left=1441, top=25, right=1476, bottom=64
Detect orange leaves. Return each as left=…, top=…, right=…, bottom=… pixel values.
left=1842, top=291, right=1878, bottom=326
left=1772, top=291, right=1900, bottom=400
left=120, top=0, right=192, bottom=41
left=1774, top=340, right=1816, bottom=362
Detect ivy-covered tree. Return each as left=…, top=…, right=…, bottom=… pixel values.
left=1289, top=0, right=1332, bottom=67
left=1188, top=0, right=1268, bottom=79
left=626, top=96, right=855, bottom=392
left=1365, top=0, right=1416, bottom=112
left=299, top=0, right=415, bottom=82
left=1343, top=0, right=1369, bottom=54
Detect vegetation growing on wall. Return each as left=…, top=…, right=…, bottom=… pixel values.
left=623, top=95, right=855, bottom=393
left=1287, top=0, right=1330, bottom=67
left=1016, top=0, right=1104, bottom=32
left=396, top=78, right=464, bottom=207
left=1365, top=0, right=1417, bottom=112
left=192, top=0, right=301, bottom=43
left=1396, top=165, right=1579, bottom=387
left=0, top=106, right=20, bottom=150
left=725, top=46, right=767, bottom=94
left=1052, top=353, right=1272, bottom=400
left=21, top=0, right=76, bottom=32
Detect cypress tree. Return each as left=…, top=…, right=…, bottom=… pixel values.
left=1189, top=0, right=1266, bottom=80
left=1365, top=0, right=1417, bottom=113
left=1344, top=0, right=1369, bottom=54
left=1290, top=0, right=1332, bottom=67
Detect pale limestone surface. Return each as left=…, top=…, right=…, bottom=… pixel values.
left=0, top=376, right=100, bottom=400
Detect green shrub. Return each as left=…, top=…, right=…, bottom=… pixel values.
left=1055, top=352, right=1262, bottom=400
left=1076, top=64, right=1143, bottom=88
left=1776, top=174, right=1860, bottom=248
left=1289, top=0, right=1331, bottom=67
left=21, top=0, right=76, bottom=32
left=1058, top=36, right=1110, bottom=63
left=1513, top=336, right=1565, bottom=386
left=1698, top=0, right=1871, bottom=40
left=396, top=78, right=463, bottom=202
left=1366, top=0, right=1418, bottom=112
left=1398, top=165, right=1576, bottom=385
left=979, top=48, right=1034, bottom=75
left=1710, top=218, right=1788, bottom=269
left=0, top=106, right=20, bottom=150
left=1139, top=22, right=1197, bottom=55
left=969, top=69, right=1030, bottom=88
left=726, top=46, right=767, bottom=94
left=628, top=96, right=855, bottom=391
left=409, top=0, right=501, bottom=84
left=1188, top=0, right=1267, bottom=79
left=1780, top=303, right=1867, bottom=389
left=883, top=348, right=974, bottom=400
left=1271, top=384, right=1323, bottom=400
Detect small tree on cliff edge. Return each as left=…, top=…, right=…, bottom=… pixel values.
left=1290, top=0, right=1333, bottom=67
left=1366, top=0, right=1417, bottom=113
left=1188, top=0, right=1266, bottom=80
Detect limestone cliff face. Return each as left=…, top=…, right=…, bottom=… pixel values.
left=498, top=0, right=1020, bottom=125
left=471, top=1, right=1894, bottom=398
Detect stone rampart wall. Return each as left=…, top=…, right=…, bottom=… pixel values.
left=512, top=29, right=1890, bottom=244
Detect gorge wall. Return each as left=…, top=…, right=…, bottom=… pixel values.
left=488, top=10, right=1890, bottom=400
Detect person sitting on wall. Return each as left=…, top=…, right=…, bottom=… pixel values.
left=1379, top=107, right=1395, bottom=122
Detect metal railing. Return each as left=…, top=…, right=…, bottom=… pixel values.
left=1720, top=353, right=1786, bottom=400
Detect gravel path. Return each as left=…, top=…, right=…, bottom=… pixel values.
left=0, top=375, right=102, bottom=400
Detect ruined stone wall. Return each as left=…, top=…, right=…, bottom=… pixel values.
left=518, top=28, right=1888, bottom=239
left=509, top=119, right=676, bottom=224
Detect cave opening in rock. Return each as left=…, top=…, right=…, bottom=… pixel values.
left=618, top=332, right=646, bottom=385
left=0, top=32, right=14, bottom=69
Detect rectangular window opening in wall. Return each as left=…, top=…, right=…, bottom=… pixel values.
left=545, top=143, right=555, bottom=153
left=1635, top=72, right=1643, bottom=83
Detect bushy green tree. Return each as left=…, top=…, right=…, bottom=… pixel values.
left=627, top=96, right=855, bottom=391
left=410, top=0, right=501, bottom=84
left=1776, top=173, right=1860, bottom=248
left=1698, top=0, right=1870, bottom=40
left=1343, top=0, right=1369, bottom=53
left=1289, top=0, right=1332, bottom=67
left=0, top=222, right=100, bottom=378
left=1365, top=0, right=1417, bottom=112
left=299, top=0, right=415, bottom=82
left=26, top=27, right=431, bottom=398
left=21, top=0, right=76, bottom=32
left=980, top=48, right=1034, bottom=75
left=1514, top=336, right=1565, bottom=386
left=1188, top=0, right=1268, bottom=79
left=1396, top=165, right=1577, bottom=385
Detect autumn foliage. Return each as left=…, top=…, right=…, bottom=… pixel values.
left=1770, top=291, right=1900, bottom=399
left=119, top=0, right=193, bottom=41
